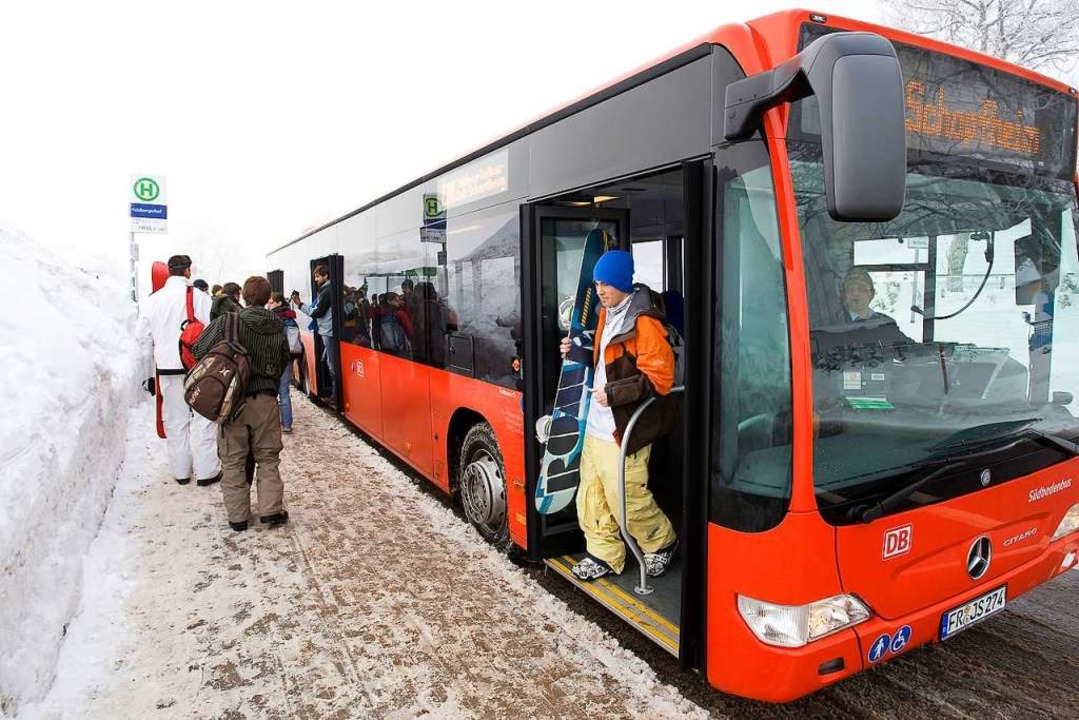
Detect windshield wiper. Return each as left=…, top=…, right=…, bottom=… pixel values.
left=928, top=417, right=1079, bottom=457
left=926, top=417, right=1041, bottom=453
left=846, top=418, right=1079, bottom=524
left=850, top=437, right=1028, bottom=524
left=1027, top=427, right=1079, bottom=456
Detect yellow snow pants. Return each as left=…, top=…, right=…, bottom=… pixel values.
left=576, top=435, right=676, bottom=574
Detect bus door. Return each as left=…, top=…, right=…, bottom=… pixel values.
left=521, top=161, right=709, bottom=664
left=307, top=254, right=344, bottom=411
left=522, top=205, right=629, bottom=558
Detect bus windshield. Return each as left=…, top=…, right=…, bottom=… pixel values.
left=787, top=25, right=1079, bottom=524
left=792, top=142, right=1079, bottom=524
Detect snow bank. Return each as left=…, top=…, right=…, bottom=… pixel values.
left=0, top=225, right=143, bottom=716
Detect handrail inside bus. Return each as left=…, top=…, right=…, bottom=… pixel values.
left=618, top=385, right=684, bottom=596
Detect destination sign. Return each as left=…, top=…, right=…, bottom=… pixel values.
left=904, top=80, right=1041, bottom=156
left=794, top=23, right=1078, bottom=180
left=436, top=149, right=509, bottom=210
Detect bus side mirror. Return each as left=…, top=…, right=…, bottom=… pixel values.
left=724, top=32, right=906, bottom=222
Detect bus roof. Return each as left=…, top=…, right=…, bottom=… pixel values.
left=269, top=8, right=1077, bottom=257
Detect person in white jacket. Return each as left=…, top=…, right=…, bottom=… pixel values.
left=138, top=255, right=221, bottom=486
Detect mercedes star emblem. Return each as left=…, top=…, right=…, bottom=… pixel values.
left=967, top=536, right=992, bottom=580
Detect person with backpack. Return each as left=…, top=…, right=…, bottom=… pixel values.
left=211, top=282, right=243, bottom=321
left=558, top=250, right=679, bottom=582
left=376, top=291, right=414, bottom=354
left=267, top=292, right=301, bottom=433
left=137, top=254, right=221, bottom=486
left=192, top=276, right=291, bottom=532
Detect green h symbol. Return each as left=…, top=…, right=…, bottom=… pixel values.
left=135, top=178, right=160, bottom=202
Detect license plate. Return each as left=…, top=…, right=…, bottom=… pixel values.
left=940, top=586, right=1007, bottom=640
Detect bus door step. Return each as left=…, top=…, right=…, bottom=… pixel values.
left=546, top=555, right=680, bottom=657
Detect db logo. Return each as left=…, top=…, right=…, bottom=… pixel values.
left=883, top=524, right=913, bottom=560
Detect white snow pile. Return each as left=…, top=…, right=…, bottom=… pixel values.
left=0, top=225, right=144, bottom=717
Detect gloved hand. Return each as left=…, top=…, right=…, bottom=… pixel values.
left=141, top=377, right=156, bottom=395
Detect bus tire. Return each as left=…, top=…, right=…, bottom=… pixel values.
left=459, top=422, right=516, bottom=556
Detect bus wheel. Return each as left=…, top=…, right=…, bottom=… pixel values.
left=459, top=423, right=513, bottom=554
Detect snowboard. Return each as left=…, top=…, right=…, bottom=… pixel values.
left=151, top=261, right=169, bottom=439
left=535, top=227, right=612, bottom=514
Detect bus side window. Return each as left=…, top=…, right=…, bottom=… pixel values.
left=712, top=143, right=794, bottom=533
left=632, top=239, right=665, bottom=291
left=443, top=210, right=521, bottom=388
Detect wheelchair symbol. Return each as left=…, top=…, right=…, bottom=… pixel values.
left=890, top=625, right=912, bottom=654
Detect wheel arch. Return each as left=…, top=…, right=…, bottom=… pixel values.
left=446, top=407, right=488, bottom=493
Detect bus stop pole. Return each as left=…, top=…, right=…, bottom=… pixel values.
left=129, top=231, right=139, bottom=305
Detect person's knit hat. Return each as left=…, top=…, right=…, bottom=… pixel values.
left=593, top=250, right=634, bottom=293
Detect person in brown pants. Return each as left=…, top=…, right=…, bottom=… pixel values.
left=193, top=275, right=291, bottom=532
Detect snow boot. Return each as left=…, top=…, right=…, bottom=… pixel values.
left=260, top=511, right=289, bottom=527
left=229, top=520, right=249, bottom=532
left=175, top=477, right=190, bottom=486
left=197, top=471, right=223, bottom=487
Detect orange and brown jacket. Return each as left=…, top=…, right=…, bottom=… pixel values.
left=593, top=286, right=678, bottom=455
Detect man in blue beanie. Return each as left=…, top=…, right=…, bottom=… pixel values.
left=592, top=249, right=635, bottom=293
left=560, top=250, right=678, bottom=581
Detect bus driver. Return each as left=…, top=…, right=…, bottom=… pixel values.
left=841, top=268, right=913, bottom=346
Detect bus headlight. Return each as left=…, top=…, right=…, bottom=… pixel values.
left=1051, top=503, right=1079, bottom=541
left=737, top=593, right=871, bottom=648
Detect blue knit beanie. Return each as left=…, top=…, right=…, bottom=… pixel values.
left=593, top=250, right=634, bottom=293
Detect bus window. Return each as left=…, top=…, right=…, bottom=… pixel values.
left=545, top=218, right=618, bottom=331
left=711, top=141, right=793, bottom=533
left=1050, top=208, right=1079, bottom=402
left=632, top=239, right=664, bottom=291
left=442, top=209, right=521, bottom=387
left=793, top=139, right=1079, bottom=525
left=372, top=231, right=424, bottom=359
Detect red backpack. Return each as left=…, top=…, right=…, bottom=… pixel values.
left=178, top=287, right=205, bottom=370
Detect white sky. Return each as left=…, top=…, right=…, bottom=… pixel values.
left=2, top=1, right=894, bottom=285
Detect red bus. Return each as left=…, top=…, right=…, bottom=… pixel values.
left=266, top=9, right=1079, bottom=702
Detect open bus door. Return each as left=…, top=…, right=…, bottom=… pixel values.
left=522, top=204, right=629, bottom=557
left=521, top=161, right=709, bottom=667
left=306, top=254, right=344, bottom=411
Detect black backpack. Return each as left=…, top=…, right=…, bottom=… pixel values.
left=380, top=312, right=407, bottom=352
left=183, top=313, right=251, bottom=423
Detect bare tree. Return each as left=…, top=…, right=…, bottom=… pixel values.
left=882, top=0, right=1078, bottom=293
left=881, top=0, right=1079, bottom=82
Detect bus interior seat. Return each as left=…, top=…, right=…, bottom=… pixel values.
left=660, top=289, right=685, bottom=338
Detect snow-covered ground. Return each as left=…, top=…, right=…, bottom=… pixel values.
left=18, top=396, right=708, bottom=719
left=0, top=226, right=143, bottom=717
left=0, top=226, right=707, bottom=718
left=5, top=217, right=1075, bottom=719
